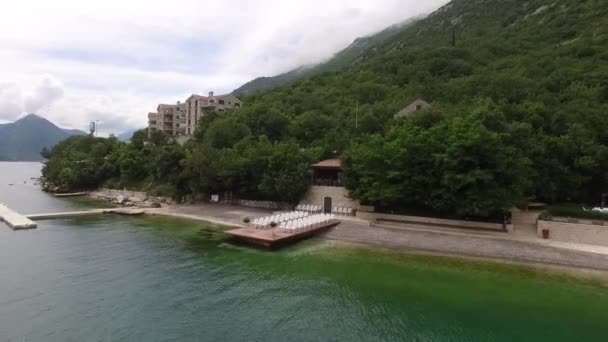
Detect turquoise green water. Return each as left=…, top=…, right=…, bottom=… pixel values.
left=0, top=162, right=113, bottom=214
left=1, top=162, right=608, bottom=341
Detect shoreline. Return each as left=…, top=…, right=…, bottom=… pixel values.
left=34, top=188, right=608, bottom=273
left=139, top=210, right=608, bottom=273
left=324, top=232, right=608, bottom=274
left=315, top=239, right=608, bottom=286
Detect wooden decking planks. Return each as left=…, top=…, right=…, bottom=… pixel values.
left=0, top=203, right=37, bottom=230
left=225, top=220, right=340, bottom=248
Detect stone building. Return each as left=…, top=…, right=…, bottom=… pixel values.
left=147, top=112, right=158, bottom=135
left=183, top=92, right=242, bottom=136
left=394, top=98, right=432, bottom=118
left=154, top=104, right=184, bottom=136
left=301, top=159, right=360, bottom=213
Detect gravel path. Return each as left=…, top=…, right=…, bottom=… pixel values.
left=325, top=222, right=608, bottom=271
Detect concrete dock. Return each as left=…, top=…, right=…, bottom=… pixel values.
left=26, top=209, right=107, bottom=220
left=1, top=206, right=147, bottom=230
left=0, top=203, right=37, bottom=230
left=25, top=208, right=146, bottom=220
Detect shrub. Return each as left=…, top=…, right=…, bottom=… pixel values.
left=546, top=206, right=608, bottom=222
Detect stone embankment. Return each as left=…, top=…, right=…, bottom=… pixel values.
left=90, top=188, right=174, bottom=208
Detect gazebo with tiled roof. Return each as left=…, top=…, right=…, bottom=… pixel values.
left=310, top=159, right=343, bottom=187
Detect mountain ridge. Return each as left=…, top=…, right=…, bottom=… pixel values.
left=0, top=114, right=87, bottom=161
left=232, top=17, right=421, bottom=96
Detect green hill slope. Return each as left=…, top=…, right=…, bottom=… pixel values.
left=233, top=66, right=314, bottom=97
left=0, top=114, right=86, bottom=161
left=241, top=0, right=608, bottom=138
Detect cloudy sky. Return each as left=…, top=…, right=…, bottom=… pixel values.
left=0, top=0, right=448, bottom=135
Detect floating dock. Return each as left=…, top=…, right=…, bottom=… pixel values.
left=0, top=206, right=148, bottom=230
left=0, top=204, right=37, bottom=230
left=26, top=209, right=107, bottom=220
left=225, top=220, right=340, bottom=248
left=25, top=208, right=146, bottom=220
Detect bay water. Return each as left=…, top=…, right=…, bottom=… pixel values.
left=1, top=162, right=607, bottom=341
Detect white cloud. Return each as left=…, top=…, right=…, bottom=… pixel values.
left=0, top=83, right=24, bottom=121
left=0, top=0, right=449, bottom=134
left=0, top=75, right=64, bottom=121
left=24, top=76, right=65, bottom=114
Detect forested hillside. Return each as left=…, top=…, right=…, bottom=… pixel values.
left=43, top=0, right=608, bottom=217
left=239, top=0, right=608, bottom=213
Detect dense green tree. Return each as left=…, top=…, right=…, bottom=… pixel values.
left=289, top=111, right=336, bottom=144
left=344, top=116, right=532, bottom=216
left=41, top=135, right=121, bottom=190
left=243, top=106, right=289, bottom=141
left=204, top=116, right=251, bottom=149
left=259, top=142, right=311, bottom=202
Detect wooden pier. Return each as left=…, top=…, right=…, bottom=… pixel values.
left=225, top=220, right=340, bottom=248
left=0, top=203, right=37, bottom=230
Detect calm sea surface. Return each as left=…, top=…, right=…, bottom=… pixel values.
left=0, top=162, right=607, bottom=342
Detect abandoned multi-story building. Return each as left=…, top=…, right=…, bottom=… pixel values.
left=147, top=91, right=242, bottom=137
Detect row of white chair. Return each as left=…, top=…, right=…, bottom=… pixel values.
left=333, top=207, right=354, bottom=216
left=251, top=211, right=309, bottom=229
left=295, top=204, right=322, bottom=213
left=278, top=214, right=335, bottom=233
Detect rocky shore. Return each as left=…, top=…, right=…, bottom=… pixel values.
left=89, top=188, right=174, bottom=208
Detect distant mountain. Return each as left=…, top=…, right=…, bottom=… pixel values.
left=0, top=114, right=86, bottom=161
left=232, top=17, right=420, bottom=96
left=116, top=128, right=140, bottom=142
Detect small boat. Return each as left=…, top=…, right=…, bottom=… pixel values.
left=53, top=192, right=88, bottom=197
left=110, top=209, right=146, bottom=216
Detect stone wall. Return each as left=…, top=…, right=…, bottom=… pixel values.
left=357, top=211, right=512, bottom=232
left=538, top=220, right=608, bottom=247
left=301, top=186, right=360, bottom=209
left=238, top=199, right=282, bottom=210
